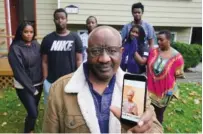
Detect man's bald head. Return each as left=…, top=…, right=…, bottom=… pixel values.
left=86, top=26, right=124, bottom=82
left=127, top=90, right=135, bottom=101
left=88, top=26, right=122, bottom=48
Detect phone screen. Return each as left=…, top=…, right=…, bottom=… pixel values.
left=121, top=79, right=146, bottom=123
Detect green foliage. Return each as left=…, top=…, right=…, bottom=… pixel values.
left=171, top=42, right=202, bottom=69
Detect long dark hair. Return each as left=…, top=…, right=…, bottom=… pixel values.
left=127, top=25, right=146, bottom=44
left=11, top=21, right=36, bottom=45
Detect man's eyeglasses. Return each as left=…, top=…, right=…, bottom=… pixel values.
left=87, top=46, right=122, bottom=58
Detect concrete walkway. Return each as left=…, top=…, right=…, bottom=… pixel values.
left=177, top=63, right=202, bottom=83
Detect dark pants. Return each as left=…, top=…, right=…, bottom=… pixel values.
left=16, top=85, right=42, bottom=133
left=152, top=103, right=167, bottom=124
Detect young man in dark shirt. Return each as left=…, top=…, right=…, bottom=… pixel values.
left=41, top=8, right=83, bottom=104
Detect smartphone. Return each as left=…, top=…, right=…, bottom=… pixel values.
left=121, top=73, right=147, bottom=126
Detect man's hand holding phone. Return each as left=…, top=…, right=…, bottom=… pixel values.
left=110, top=106, right=153, bottom=133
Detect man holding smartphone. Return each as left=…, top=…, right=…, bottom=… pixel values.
left=42, top=26, right=162, bottom=133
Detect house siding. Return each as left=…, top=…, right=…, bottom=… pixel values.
left=35, top=0, right=201, bottom=43
left=0, top=0, right=7, bottom=54
left=60, top=0, right=201, bottom=27
left=0, top=0, right=5, bottom=28
left=176, top=28, right=191, bottom=43
left=36, top=0, right=57, bottom=42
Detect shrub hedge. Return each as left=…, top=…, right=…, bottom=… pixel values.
left=171, top=42, right=202, bottom=70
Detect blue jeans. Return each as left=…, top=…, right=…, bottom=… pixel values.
left=43, top=79, right=52, bottom=104
left=16, top=85, right=42, bottom=133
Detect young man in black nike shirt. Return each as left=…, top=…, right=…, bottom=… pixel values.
left=41, top=8, right=83, bottom=104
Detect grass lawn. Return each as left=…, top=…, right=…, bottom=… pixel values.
left=163, top=82, right=202, bottom=133
left=0, top=82, right=202, bottom=133
left=0, top=87, right=44, bottom=133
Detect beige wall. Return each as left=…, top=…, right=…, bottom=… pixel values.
left=0, top=0, right=7, bottom=54
left=176, top=28, right=192, bottom=44
left=0, top=0, right=5, bottom=28
left=35, top=0, right=201, bottom=43
left=36, top=0, right=57, bottom=42
left=60, top=0, right=202, bottom=27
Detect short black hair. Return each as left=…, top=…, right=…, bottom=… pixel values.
left=158, top=30, right=171, bottom=40
left=131, top=2, right=144, bottom=13
left=53, top=8, right=67, bottom=19
left=86, top=16, right=97, bottom=24
left=12, top=21, right=36, bottom=45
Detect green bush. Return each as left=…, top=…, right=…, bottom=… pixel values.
left=171, top=42, right=202, bottom=70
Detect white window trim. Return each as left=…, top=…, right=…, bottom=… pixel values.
left=189, top=27, right=193, bottom=44
left=172, top=32, right=177, bottom=42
